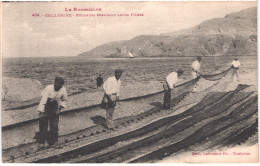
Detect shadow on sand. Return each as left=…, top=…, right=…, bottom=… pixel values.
left=91, top=116, right=107, bottom=128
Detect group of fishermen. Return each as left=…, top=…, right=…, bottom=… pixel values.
left=35, top=57, right=240, bottom=148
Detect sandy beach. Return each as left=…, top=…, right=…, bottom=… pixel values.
left=2, top=68, right=258, bottom=163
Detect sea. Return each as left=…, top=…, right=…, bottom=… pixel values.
left=2, top=55, right=257, bottom=95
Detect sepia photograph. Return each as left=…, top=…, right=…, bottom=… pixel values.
left=1, top=1, right=258, bottom=163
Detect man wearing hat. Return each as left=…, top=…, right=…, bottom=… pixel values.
left=191, top=56, right=202, bottom=79
left=163, top=69, right=184, bottom=109
left=36, top=77, right=68, bottom=148
left=231, top=57, right=240, bottom=81
left=102, top=69, right=123, bottom=129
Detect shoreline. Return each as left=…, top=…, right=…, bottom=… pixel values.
left=2, top=54, right=257, bottom=59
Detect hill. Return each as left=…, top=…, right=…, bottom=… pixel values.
left=78, top=7, right=257, bottom=58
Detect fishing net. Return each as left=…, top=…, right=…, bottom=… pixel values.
left=172, top=67, right=234, bottom=94
left=202, top=68, right=231, bottom=81
left=173, top=77, right=200, bottom=94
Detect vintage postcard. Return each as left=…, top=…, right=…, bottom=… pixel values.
left=1, top=1, right=258, bottom=163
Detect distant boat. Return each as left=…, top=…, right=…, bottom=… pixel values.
left=128, top=52, right=134, bottom=58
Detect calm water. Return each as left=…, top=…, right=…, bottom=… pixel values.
left=2, top=56, right=257, bottom=95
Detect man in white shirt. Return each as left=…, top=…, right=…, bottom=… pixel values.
left=191, top=56, right=202, bottom=79
left=163, top=69, right=184, bottom=109
left=102, top=69, right=123, bottom=129
left=231, top=57, right=240, bottom=81
left=36, top=77, right=68, bottom=148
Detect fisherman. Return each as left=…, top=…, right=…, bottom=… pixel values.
left=96, top=74, right=104, bottom=89
left=102, top=69, right=123, bottom=129
left=163, top=69, right=184, bottom=109
left=231, top=57, right=240, bottom=81
left=36, top=77, right=68, bottom=148
left=191, top=56, right=202, bottom=79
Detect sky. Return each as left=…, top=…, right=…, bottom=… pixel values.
left=2, top=1, right=257, bottom=57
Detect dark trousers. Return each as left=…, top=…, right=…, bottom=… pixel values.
left=38, top=113, right=59, bottom=145
left=163, top=81, right=171, bottom=109
left=104, top=93, right=117, bottom=128
left=106, top=104, right=116, bottom=128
